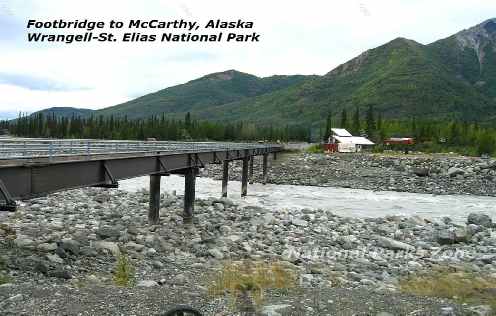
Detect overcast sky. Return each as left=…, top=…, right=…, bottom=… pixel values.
left=0, top=0, right=495, bottom=117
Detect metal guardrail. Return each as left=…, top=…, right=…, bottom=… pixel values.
left=0, top=138, right=280, bottom=160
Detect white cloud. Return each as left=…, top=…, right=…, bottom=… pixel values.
left=0, top=0, right=495, bottom=113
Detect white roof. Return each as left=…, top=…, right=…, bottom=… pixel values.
left=334, top=136, right=374, bottom=145
left=331, top=128, right=352, bottom=137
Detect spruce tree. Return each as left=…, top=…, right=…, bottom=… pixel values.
left=352, top=107, right=360, bottom=135
left=340, top=109, right=348, bottom=130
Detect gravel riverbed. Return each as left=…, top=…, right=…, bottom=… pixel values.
left=201, top=153, right=496, bottom=196
left=0, top=187, right=495, bottom=315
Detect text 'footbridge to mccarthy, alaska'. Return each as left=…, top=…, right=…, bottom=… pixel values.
left=0, top=138, right=282, bottom=224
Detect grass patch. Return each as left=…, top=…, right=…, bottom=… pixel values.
left=0, top=274, right=11, bottom=285
left=400, top=270, right=496, bottom=310
left=207, top=260, right=297, bottom=312
left=112, top=253, right=135, bottom=287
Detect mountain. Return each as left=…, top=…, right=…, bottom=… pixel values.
left=198, top=19, right=496, bottom=125
left=31, top=107, right=94, bottom=118
left=95, top=70, right=314, bottom=119
left=430, top=18, right=496, bottom=101
left=30, top=18, right=496, bottom=126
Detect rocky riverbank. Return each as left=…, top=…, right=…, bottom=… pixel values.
left=0, top=188, right=495, bottom=315
left=201, top=153, right=496, bottom=196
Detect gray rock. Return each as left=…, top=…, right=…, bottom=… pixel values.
left=479, top=254, right=496, bottom=264
left=136, top=280, right=158, bottom=288
left=291, top=218, right=308, bottom=227
left=96, top=227, right=121, bottom=239
left=49, top=268, right=72, bottom=279
left=46, top=254, right=64, bottom=264
left=440, top=306, right=456, bottom=316
left=375, top=236, right=415, bottom=252
left=172, top=274, right=187, bottom=285
left=94, top=241, right=121, bottom=256
left=261, top=304, right=292, bottom=316
left=34, top=260, right=49, bottom=275
left=152, top=260, right=164, bottom=269
left=125, top=242, right=145, bottom=251
left=14, top=237, right=35, bottom=250
left=438, top=227, right=470, bottom=245
left=208, top=248, right=224, bottom=259
left=413, top=168, right=429, bottom=177
left=454, top=227, right=470, bottom=243
left=37, top=243, right=57, bottom=252
left=467, top=213, right=493, bottom=228
left=448, top=167, right=465, bottom=177
left=60, top=238, right=80, bottom=255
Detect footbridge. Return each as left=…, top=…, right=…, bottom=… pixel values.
left=0, top=138, right=282, bottom=224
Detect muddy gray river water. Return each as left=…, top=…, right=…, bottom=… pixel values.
left=120, top=175, right=496, bottom=224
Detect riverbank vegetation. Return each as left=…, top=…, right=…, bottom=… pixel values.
left=2, top=106, right=495, bottom=156
left=1, top=112, right=310, bottom=142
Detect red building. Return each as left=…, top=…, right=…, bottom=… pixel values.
left=383, top=137, right=414, bottom=146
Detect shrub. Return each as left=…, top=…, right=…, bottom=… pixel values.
left=113, top=253, right=135, bottom=287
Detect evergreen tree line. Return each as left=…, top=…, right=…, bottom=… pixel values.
left=1, top=112, right=311, bottom=142
left=322, top=105, right=496, bottom=156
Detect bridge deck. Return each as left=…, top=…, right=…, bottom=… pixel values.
left=0, top=138, right=282, bottom=213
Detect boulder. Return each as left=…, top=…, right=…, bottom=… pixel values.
left=375, top=236, right=415, bottom=252
left=467, top=213, right=493, bottom=228
left=208, top=248, right=224, bottom=259
left=447, top=167, right=465, bottom=177
left=413, top=168, right=429, bottom=177
left=60, top=239, right=81, bottom=255
left=96, top=227, right=121, bottom=239
left=37, top=243, right=57, bottom=252
left=261, top=304, right=292, bottom=316
left=136, top=280, right=158, bottom=288
left=291, top=218, right=308, bottom=227
left=94, top=241, right=121, bottom=256
left=46, top=254, right=64, bottom=264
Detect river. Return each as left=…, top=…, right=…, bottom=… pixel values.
left=119, top=175, right=496, bottom=224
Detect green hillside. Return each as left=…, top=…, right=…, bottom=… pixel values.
left=198, top=19, right=496, bottom=126
left=42, top=18, right=496, bottom=127
left=30, top=107, right=94, bottom=119
left=96, top=70, right=313, bottom=119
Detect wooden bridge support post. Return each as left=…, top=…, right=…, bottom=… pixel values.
left=241, top=157, right=249, bottom=197
left=222, top=160, right=229, bottom=198
left=249, top=156, right=254, bottom=184
left=184, top=167, right=197, bottom=221
left=273, top=152, right=277, bottom=160
left=149, top=174, right=161, bottom=225
left=262, top=154, right=268, bottom=185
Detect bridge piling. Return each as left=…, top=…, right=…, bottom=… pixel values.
left=249, top=157, right=254, bottom=184
left=184, top=168, right=197, bottom=221
left=262, top=154, right=268, bottom=185
left=221, top=160, right=229, bottom=197
left=148, top=174, right=161, bottom=225
left=241, top=157, right=249, bottom=196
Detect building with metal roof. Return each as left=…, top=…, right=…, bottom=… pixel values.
left=325, top=128, right=375, bottom=153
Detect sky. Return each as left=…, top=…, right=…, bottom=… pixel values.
left=0, top=0, right=495, bottom=118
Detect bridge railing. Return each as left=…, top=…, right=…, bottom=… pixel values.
left=0, top=138, right=281, bottom=160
